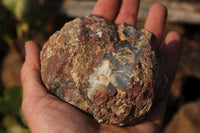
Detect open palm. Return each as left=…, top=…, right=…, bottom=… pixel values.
left=21, top=0, right=181, bottom=132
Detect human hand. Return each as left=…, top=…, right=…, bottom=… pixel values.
left=21, top=0, right=182, bottom=133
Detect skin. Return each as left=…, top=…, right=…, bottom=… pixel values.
left=20, top=0, right=182, bottom=133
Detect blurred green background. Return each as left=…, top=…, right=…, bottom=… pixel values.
left=0, top=0, right=200, bottom=133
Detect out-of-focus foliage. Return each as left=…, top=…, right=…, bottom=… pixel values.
left=0, top=87, right=22, bottom=115
left=2, top=0, right=39, bottom=23
left=16, top=23, right=29, bottom=39
left=1, top=0, right=42, bottom=41
left=1, top=0, right=66, bottom=44
left=2, top=115, right=29, bottom=133
left=0, top=8, right=8, bottom=34
left=0, top=87, right=29, bottom=133
left=14, top=0, right=39, bottom=23
left=1, top=0, right=17, bottom=12
left=0, top=4, right=16, bottom=38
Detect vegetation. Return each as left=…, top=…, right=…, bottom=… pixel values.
left=0, top=0, right=69, bottom=132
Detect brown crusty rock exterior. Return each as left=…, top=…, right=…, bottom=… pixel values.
left=40, top=14, right=168, bottom=126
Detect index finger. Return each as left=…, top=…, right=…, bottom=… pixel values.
left=115, top=0, right=140, bottom=26
left=92, top=0, right=122, bottom=22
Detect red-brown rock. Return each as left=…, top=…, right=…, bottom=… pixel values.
left=40, top=14, right=168, bottom=126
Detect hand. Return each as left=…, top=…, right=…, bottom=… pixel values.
left=21, top=0, right=182, bottom=132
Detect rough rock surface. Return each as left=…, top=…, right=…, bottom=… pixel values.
left=40, top=14, right=168, bottom=126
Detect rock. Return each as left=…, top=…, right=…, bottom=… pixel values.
left=40, top=14, right=168, bottom=126
left=163, top=100, right=200, bottom=133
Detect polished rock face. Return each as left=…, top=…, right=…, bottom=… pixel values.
left=40, top=14, right=168, bottom=126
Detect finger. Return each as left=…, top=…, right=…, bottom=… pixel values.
left=115, top=0, right=140, bottom=26
left=144, top=3, right=167, bottom=45
left=129, top=100, right=166, bottom=133
left=24, top=41, right=40, bottom=70
left=92, top=0, right=122, bottom=22
left=163, top=31, right=182, bottom=85
left=21, top=41, right=48, bottom=99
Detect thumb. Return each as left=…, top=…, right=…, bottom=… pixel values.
left=21, top=41, right=48, bottom=102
